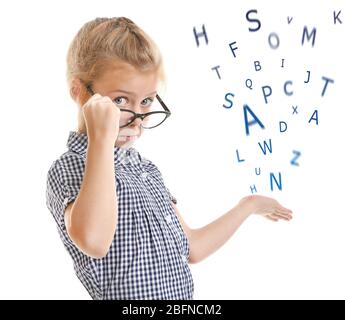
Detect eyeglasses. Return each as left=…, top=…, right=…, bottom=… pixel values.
left=85, top=84, right=171, bottom=129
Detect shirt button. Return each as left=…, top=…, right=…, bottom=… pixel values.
left=141, top=171, right=149, bottom=179
left=165, top=215, right=172, bottom=224
left=181, top=254, right=188, bottom=263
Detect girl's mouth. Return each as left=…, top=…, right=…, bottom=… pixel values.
left=119, top=135, right=138, bottom=141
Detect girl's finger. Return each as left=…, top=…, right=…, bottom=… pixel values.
left=272, top=213, right=291, bottom=221
left=275, top=210, right=292, bottom=218
left=278, top=206, right=293, bottom=213
left=265, top=215, right=278, bottom=222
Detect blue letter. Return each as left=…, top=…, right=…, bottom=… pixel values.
left=262, top=86, right=272, bottom=104
left=333, top=10, right=342, bottom=24
left=304, top=70, right=310, bottom=83
left=236, top=149, right=245, bottom=163
left=302, top=26, right=316, bottom=47
left=246, top=9, right=261, bottom=32
left=284, top=80, right=293, bottom=96
left=193, top=25, right=208, bottom=47
left=258, top=139, right=273, bottom=155
left=243, top=104, right=265, bottom=136
left=279, top=121, right=287, bottom=133
left=321, top=76, right=334, bottom=97
left=211, top=65, right=221, bottom=79
left=250, top=185, right=257, bottom=194
left=291, top=150, right=301, bottom=166
left=254, top=61, right=262, bottom=71
left=268, top=32, right=280, bottom=49
left=229, top=41, right=238, bottom=58
left=223, top=92, right=235, bottom=109
left=270, top=172, right=282, bottom=191
left=255, top=168, right=261, bottom=175
left=308, top=110, right=319, bottom=125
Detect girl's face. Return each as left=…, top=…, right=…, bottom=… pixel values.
left=90, top=62, right=160, bottom=148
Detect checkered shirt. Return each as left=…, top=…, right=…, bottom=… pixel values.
left=46, top=131, right=194, bottom=299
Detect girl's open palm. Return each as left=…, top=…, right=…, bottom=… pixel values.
left=240, top=195, right=293, bottom=222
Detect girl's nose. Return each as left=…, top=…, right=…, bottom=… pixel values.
left=130, top=116, right=143, bottom=127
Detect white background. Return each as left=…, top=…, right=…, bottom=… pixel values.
left=0, top=0, right=344, bottom=299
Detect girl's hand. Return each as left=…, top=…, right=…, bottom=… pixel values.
left=239, top=195, right=293, bottom=222
left=82, top=93, right=121, bottom=144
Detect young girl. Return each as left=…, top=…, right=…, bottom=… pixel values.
left=46, top=17, right=293, bottom=300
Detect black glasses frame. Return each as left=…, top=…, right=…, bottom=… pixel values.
left=85, top=84, right=171, bottom=129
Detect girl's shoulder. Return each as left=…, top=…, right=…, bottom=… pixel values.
left=58, top=150, right=85, bottom=165
left=47, top=151, right=85, bottom=181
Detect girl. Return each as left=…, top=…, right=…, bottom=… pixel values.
left=46, top=17, right=293, bottom=300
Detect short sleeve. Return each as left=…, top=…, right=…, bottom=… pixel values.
left=165, top=186, right=177, bottom=205
left=46, top=155, right=84, bottom=229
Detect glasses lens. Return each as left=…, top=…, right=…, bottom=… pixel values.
left=119, top=96, right=169, bottom=128
left=141, top=112, right=168, bottom=129
left=119, top=110, right=168, bottom=129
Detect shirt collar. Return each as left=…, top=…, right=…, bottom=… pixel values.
left=66, top=131, right=142, bottom=167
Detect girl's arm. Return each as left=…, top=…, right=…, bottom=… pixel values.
left=65, top=138, right=118, bottom=259
left=64, top=92, right=121, bottom=259
left=172, top=195, right=293, bottom=264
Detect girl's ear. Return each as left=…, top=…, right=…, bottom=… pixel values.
left=69, top=78, right=82, bottom=102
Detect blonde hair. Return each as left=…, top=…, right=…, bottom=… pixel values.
left=66, top=17, right=165, bottom=133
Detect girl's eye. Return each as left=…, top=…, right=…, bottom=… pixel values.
left=141, top=97, right=154, bottom=108
left=113, top=97, right=128, bottom=106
